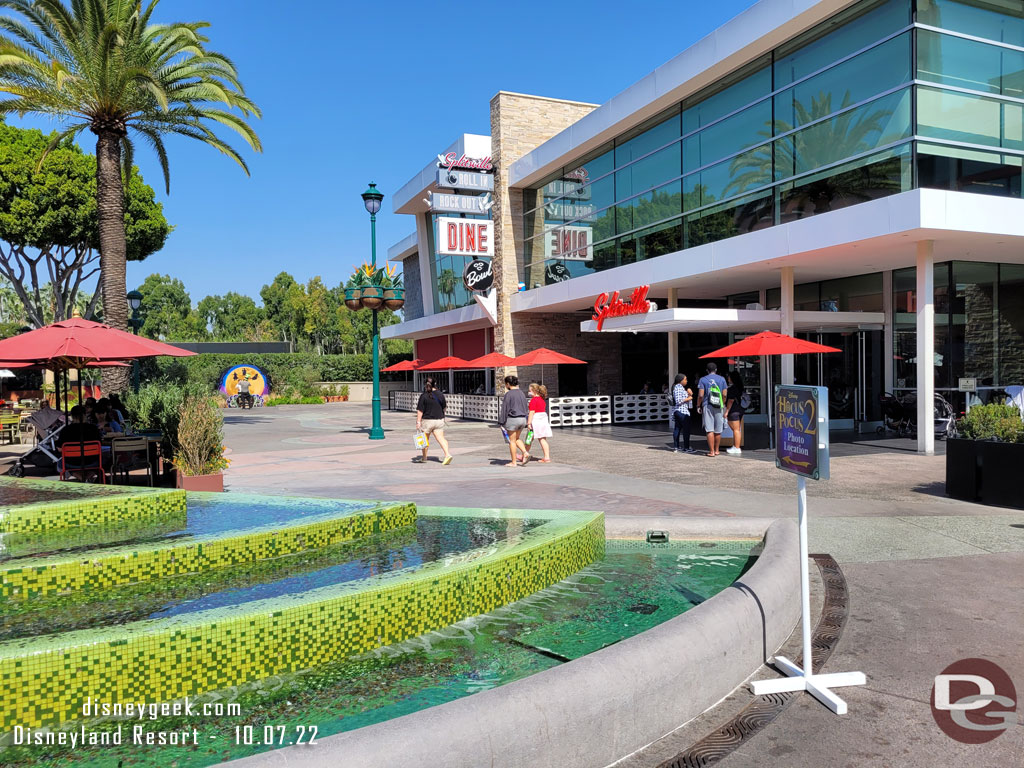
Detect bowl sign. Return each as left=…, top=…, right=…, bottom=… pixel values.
left=463, top=259, right=493, bottom=293
left=775, top=385, right=829, bottom=480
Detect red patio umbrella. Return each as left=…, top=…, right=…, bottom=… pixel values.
left=467, top=352, right=517, bottom=367
left=699, top=331, right=840, bottom=358
left=510, top=347, right=587, bottom=387
left=416, top=356, right=474, bottom=371
left=382, top=359, right=421, bottom=372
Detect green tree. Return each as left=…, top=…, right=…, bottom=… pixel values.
left=197, top=292, right=264, bottom=340
left=136, top=273, right=190, bottom=340
left=0, top=121, right=169, bottom=326
left=0, top=0, right=261, bottom=390
left=260, top=272, right=301, bottom=344
left=438, top=268, right=457, bottom=312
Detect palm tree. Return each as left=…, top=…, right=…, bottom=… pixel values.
left=438, top=268, right=457, bottom=311
left=0, top=0, right=260, bottom=389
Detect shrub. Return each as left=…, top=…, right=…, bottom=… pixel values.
left=265, top=394, right=324, bottom=406
left=122, top=383, right=203, bottom=451
left=959, top=404, right=1024, bottom=443
left=173, top=394, right=229, bottom=476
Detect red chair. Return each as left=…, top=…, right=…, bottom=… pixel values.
left=60, top=441, right=106, bottom=484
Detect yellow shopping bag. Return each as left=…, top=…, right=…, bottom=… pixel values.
left=414, top=430, right=429, bottom=449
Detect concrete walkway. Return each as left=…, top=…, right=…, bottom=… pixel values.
left=220, top=404, right=1024, bottom=765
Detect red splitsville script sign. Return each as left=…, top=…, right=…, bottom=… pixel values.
left=592, top=286, right=654, bottom=330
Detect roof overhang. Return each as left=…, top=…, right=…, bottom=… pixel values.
left=387, top=232, right=418, bottom=262
left=381, top=302, right=492, bottom=341
left=393, top=134, right=492, bottom=216
left=581, top=307, right=884, bottom=334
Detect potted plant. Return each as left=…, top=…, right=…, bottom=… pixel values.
left=946, top=404, right=1024, bottom=508
left=173, top=393, right=230, bottom=492
left=382, top=264, right=405, bottom=311
left=344, top=268, right=365, bottom=311
left=359, top=263, right=384, bottom=310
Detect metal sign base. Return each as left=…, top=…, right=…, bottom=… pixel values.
left=750, top=476, right=866, bottom=715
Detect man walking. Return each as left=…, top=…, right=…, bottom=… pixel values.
left=696, top=362, right=728, bottom=457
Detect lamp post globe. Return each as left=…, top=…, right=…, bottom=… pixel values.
left=362, top=182, right=386, bottom=440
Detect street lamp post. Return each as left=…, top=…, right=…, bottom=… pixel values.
left=127, top=290, right=143, bottom=393
left=361, top=183, right=386, bottom=440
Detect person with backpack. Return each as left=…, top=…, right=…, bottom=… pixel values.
left=725, top=370, right=749, bottom=456
left=697, top=362, right=728, bottom=457
left=415, top=377, right=453, bottom=465
left=668, top=373, right=694, bottom=453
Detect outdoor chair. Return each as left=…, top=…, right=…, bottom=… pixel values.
left=110, top=436, right=154, bottom=486
left=60, top=441, right=106, bottom=484
left=0, top=414, right=21, bottom=445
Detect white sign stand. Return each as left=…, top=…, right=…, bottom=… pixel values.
left=752, top=386, right=865, bottom=714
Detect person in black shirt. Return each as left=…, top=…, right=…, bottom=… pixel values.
left=725, top=371, right=746, bottom=456
left=415, top=377, right=452, bottom=465
left=57, top=405, right=103, bottom=447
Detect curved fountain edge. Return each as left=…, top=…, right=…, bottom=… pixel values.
left=227, top=516, right=801, bottom=768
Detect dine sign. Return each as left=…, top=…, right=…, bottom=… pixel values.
left=774, top=385, right=830, bottom=480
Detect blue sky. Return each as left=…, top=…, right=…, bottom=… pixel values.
left=8, top=0, right=758, bottom=303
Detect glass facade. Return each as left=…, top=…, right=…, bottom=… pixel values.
left=520, top=0, right=1024, bottom=285
left=428, top=211, right=490, bottom=312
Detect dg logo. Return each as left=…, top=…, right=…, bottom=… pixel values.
left=931, top=658, right=1017, bottom=744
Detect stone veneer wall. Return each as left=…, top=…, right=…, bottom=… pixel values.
left=490, top=92, right=603, bottom=395
left=511, top=313, right=622, bottom=397
left=401, top=253, right=424, bottom=321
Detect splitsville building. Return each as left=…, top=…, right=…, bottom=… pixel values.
left=383, top=0, right=1024, bottom=453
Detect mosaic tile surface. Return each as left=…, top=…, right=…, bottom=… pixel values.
left=0, top=501, right=416, bottom=599
left=0, top=507, right=604, bottom=729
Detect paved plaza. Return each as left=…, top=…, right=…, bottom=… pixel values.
left=214, top=403, right=1024, bottom=767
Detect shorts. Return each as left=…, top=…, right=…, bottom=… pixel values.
left=420, top=419, right=446, bottom=434
left=701, top=407, right=724, bottom=434
left=727, top=410, right=744, bottom=422
left=504, top=417, right=527, bottom=432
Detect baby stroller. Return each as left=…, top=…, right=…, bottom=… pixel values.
left=877, top=392, right=913, bottom=436
left=6, top=420, right=65, bottom=477
left=933, top=392, right=957, bottom=440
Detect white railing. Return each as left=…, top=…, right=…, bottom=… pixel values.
left=613, top=394, right=671, bottom=424
left=391, top=391, right=501, bottom=422
left=549, top=396, right=612, bottom=427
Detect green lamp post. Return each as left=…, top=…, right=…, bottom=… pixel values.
left=361, top=182, right=386, bottom=440
left=126, top=289, right=143, bottom=393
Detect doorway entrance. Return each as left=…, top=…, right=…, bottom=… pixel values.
left=790, top=330, right=883, bottom=429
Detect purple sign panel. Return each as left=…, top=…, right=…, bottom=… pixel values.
left=775, top=385, right=830, bottom=480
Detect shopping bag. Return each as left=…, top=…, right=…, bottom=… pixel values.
left=414, top=430, right=428, bottom=449
left=524, top=429, right=534, bottom=447
left=500, top=426, right=511, bottom=444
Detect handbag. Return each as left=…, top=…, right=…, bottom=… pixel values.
left=413, top=430, right=428, bottom=449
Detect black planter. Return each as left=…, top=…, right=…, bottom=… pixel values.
left=946, top=438, right=1024, bottom=509
left=945, top=438, right=979, bottom=502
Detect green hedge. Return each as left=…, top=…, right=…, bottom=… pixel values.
left=139, top=353, right=395, bottom=396
left=960, top=404, right=1024, bottom=443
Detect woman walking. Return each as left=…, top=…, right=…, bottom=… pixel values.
left=415, top=377, right=453, bottom=465
left=669, top=373, right=694, bottom=453
left=499, top=375, right=530, bottom=467
left=523, top=383, right=553, bottom=463
left=725, top=370, right=746, bottom=456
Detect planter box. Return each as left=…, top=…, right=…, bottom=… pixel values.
left=176, top=472, right=224, bottom=492
left=946, top=439, right=1024, bottom=509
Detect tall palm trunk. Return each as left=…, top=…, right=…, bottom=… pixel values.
left=95, top=128, right=131, bottom=393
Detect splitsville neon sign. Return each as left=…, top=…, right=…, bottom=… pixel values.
left=437, top=152, right=494, bottom=172
left=592, top=285, right=654, bottom=331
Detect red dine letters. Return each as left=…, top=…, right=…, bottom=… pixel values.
left=446, top=220, right=490, bottom=255
left=592, top=286, right=653, bottom=331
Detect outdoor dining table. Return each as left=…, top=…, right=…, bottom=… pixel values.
left=100, top=432, right=166, bottom=485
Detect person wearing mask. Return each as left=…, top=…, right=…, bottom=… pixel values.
left=415, top=377, right=453, bottom=465
left=499, top=375, right=529, bottom=467
left=696, top=362, right=728, bottom=457
left=725, top=370, right=746, bottom=455
left=669, top=373, right=694, bottom=453
left=523, top=382, right=553, bottom=464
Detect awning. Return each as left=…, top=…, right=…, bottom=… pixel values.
left=580, top=308, right=884, bottom=334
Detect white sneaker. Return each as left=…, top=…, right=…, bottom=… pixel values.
left=726, top=447, right=742, bottom=455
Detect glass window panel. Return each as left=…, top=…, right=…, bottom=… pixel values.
left=820, top=273, right=884, bottom=312
left=951, top=261, right=998, bottom=384
left=683, top=99, right=772, bottom=174
left=616, top=179, right=682, bottom=234
left=619, top=219, right=684, bottom=263
left=917, top=85, right=1024, bottom=151
left=917, top=142, right=1023, bottom=197
left=776, top=88, right=910, bottom=178
left=778, top=143, right=911, bottom=223
left=565, top=144, right=615, bottom=184
left=615, top=143, right=681, bottom=201
left=682, top=61, right=771, bottom=135
left=775, top=0, right=910, bottom=88
left=775, top=32, right=911, bottom=133
left=615, top=111, right=681, bottom=168
left=998, top=264, right=1024, bottom=385
left=684, top=189, right=773, bottom=248
left=918, top=0, right=1024, bottom=48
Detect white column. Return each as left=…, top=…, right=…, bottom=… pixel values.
left=882, top=270, right=894, bottom=395
left=780, top=266, right=795, bottom=385
left=667, top=287, right=679, bottom=385
left=916, top=241, right=935, bottom=455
